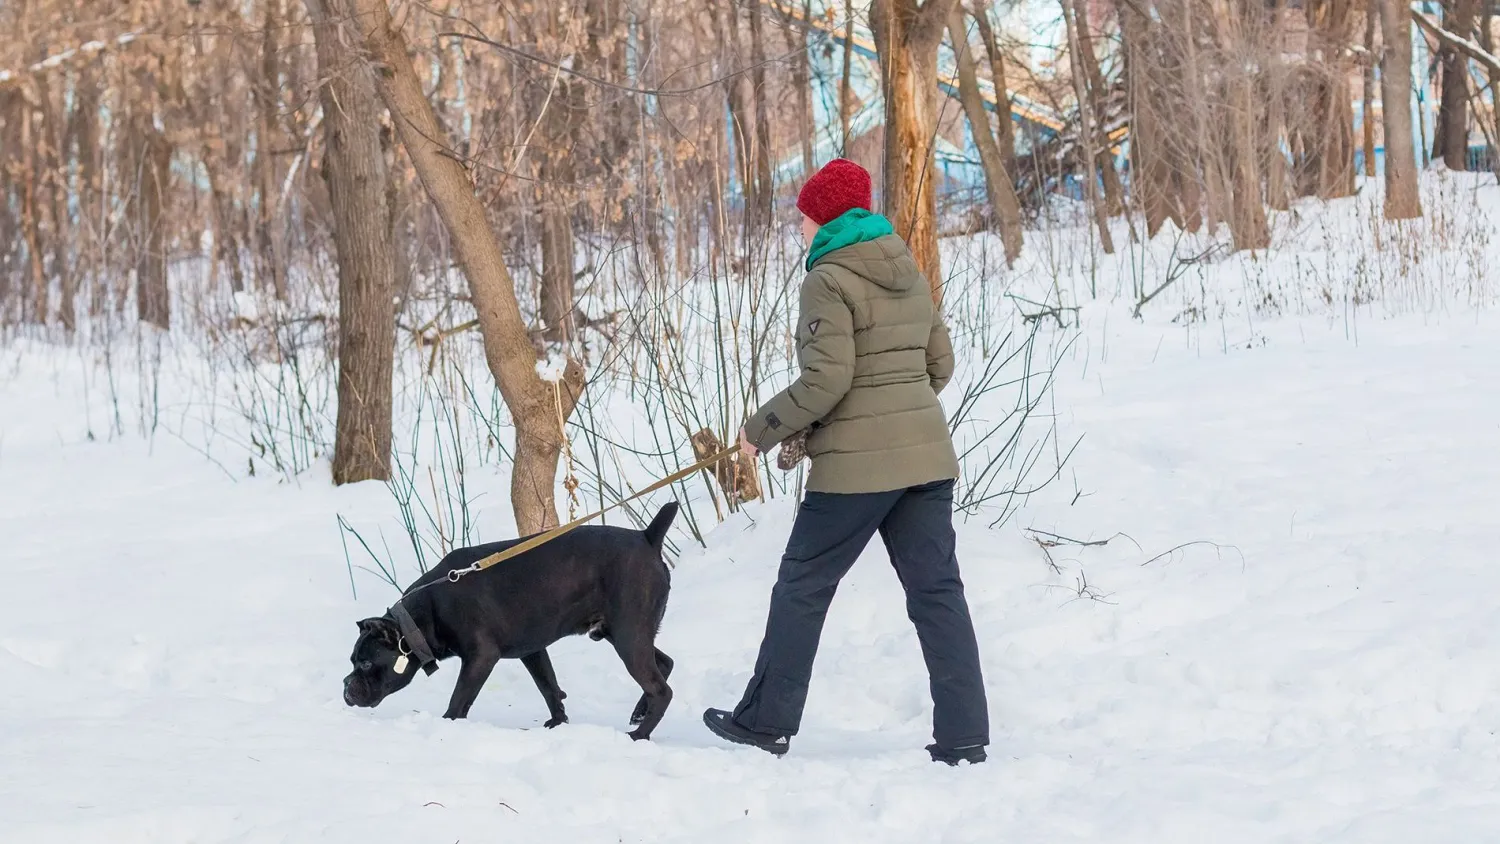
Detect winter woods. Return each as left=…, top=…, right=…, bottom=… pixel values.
left=1, top=0, right=1494, bottom=528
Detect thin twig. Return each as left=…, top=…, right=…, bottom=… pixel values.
left=1141, top=539, right=1246, bottom=570
left=1025, top=528, right=1143, bottom=553
left=439, top=30, right=826, bottom=98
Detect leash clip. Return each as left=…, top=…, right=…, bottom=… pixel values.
left=447, top=563, right=480, bottom=583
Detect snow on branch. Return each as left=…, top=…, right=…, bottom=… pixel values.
left=0, top=32, right=140, bottom=91
left=1411, top=10, right=1500, bottom=77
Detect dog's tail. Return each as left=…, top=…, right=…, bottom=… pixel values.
left=641, top=501, right=680, bottom=552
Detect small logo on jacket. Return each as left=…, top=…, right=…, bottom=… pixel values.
left=807, top=319, right=821, bottom=336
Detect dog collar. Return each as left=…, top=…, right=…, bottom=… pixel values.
left=389, top=600, right=440, bottom=676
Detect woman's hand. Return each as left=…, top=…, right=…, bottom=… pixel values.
left=738, top=427, right=759, bottom=459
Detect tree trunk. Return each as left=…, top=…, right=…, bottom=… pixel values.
left=794, top=0, right=816, bottom=176
left=1178, top=0, right=1225, bottom=232
left=1228, top=74, right=1271, bottom=250
left=948, top=9, right=1023, bottom=264
left=1262, top=5, right=1290, bottom=212
left=134, top=113, right=173, bottom=330
left=256, top=0, right=287, bottom=300
left=37, top=72, right=72, bottom=328
left=1072, top=0, right=1126, bottom=216
left=1363, top=8, right=1377, bottom=177
left=1438, top=0, right=1478, bottom=170
left=840, top=0, right=854, bottom=155
left=534, top=8, right=581, bottom=346
left=749, top=4, right=775, bottom=228
left=1302, top=0, right=1357, bottom=198
left=1062, top=0, right=1116, bottom=254
left=1318, top=74, right=1357, bottom=198
left=71, top=65, right=105, bottom=317
left=720, top=5, right=757, bottom=222
left=972, top=0, right=1017, bottom=178
left=1381, top=0, right=1424, bottom=218
left=348, top=0, right=586, bottom=534
left=1120, top=2, right=1180, bottom=236
left=204, top=150, right=247, bottom=294
left=1484, top=4, right=1500, bottom=173
left=539, top=194, right=576, bottom=343
left=307, top=0, right=398, bottom=485
left=19, top=101, right=47, bottom=324
left=871, top=0, right=960, bottom=303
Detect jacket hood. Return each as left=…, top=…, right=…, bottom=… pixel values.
left=814, top=234, right=920, bottom=293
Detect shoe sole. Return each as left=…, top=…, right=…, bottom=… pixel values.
left=702, top=712, right=789, bottom=757
left=927, top=743, right=987, bottom=765
left=932, top=753, right=987, bottom=765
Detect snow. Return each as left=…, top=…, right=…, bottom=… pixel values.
left=7, top=176, right=1500, bottom=841
left=535, top=350, right=569, bottom=383
left=231, top=290, right=261, bottom=324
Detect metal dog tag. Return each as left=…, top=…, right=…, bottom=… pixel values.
left=393, top=654, right=410, bottom=675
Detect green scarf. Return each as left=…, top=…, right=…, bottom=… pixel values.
left=805, top=208, right=894, bottom=270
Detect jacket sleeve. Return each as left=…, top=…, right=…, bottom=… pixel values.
left=926, top=305, right=955, bottom=395
left=743, top=270, right=855, bottom=451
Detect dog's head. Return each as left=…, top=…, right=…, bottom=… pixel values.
left=342, top=616, right=421, bottom=708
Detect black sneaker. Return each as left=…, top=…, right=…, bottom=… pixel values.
left=927, top=743, right=987, bottom=765
left=703, top=708, right=791, bottom=756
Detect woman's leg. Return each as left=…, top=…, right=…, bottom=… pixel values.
left=730, top=489, right=898, bottom=736
left=878, top=479, right=989, bottom=750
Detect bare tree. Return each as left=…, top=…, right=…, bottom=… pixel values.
left=871, top=0, right=963, bottom=302
left=947, top=8, right=1023, bottom=264
left=1120, top=0, right=1182, bottom=236
left=1071, top=0, right=1126, bottom=216
left=1484, top=3, right=1500, bottom=169
left=348, top=0, right=586, bottom=533
left=715, top=3, right=763, bottom=229
left=840, top=0, right=854, bottom=155
left=131, top=107, right=174, bottom=329
left=306, top=0, right=397, bottom=485
left=784, top=0, right=816, bottom=176
left=749, top=3, right=776, bottom=227
left=1436, top=0, right=1477, bottom=170
left=971, top=0, right=1017, bottom=179
left=1061, top=0, right=1116, bottom=254
left=1363, top=7, right=1377, bottom=178
left=1381, top=0, right=1424, bottom=218
left=255, top=0, right=288, bottom=300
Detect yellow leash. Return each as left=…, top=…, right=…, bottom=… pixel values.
left=431, top=444, right=742, bottom=586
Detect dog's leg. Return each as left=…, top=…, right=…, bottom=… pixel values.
left=613, top=636, right=672, bottom=741
left=521, top=649, right=568, bottom=728
left=442, top=649, right=500, bottom=720
left=630, top=649, right=674, bottom=726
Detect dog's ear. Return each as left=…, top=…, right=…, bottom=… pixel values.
left=356, top=616, right=399, bottom=645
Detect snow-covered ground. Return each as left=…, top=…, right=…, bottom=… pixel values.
left=6, top=178, right=1500, bottom=842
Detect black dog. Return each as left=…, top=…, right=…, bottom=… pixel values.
left=343, top=503, right=679, bottom=741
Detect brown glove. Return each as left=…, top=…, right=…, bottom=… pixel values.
left=775, top=429, right=808, bottom=471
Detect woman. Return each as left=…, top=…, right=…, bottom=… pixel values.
left=702, top=159, right=989, bottom=765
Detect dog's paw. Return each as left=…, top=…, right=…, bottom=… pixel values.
left=544, top=714, right=568, bottom=729
left=627, top=728, right=652, bottom=742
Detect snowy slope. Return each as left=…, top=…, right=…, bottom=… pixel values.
left=6, top=296, right=1500, bottom=842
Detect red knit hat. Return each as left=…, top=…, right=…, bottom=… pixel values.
left=796, top=158, right=873, bottom=225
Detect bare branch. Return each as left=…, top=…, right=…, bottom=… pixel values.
left=1412, top=9, right=1500, bottom=76
left=1141, top=540, right=1246, bottom=570
left=439, top=30, right=826, bottom=99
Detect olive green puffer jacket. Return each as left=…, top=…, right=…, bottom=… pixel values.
left=743, top=233, right=960, bottom=494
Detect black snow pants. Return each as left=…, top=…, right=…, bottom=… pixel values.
left=731, top=478, right=989, bottom=749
